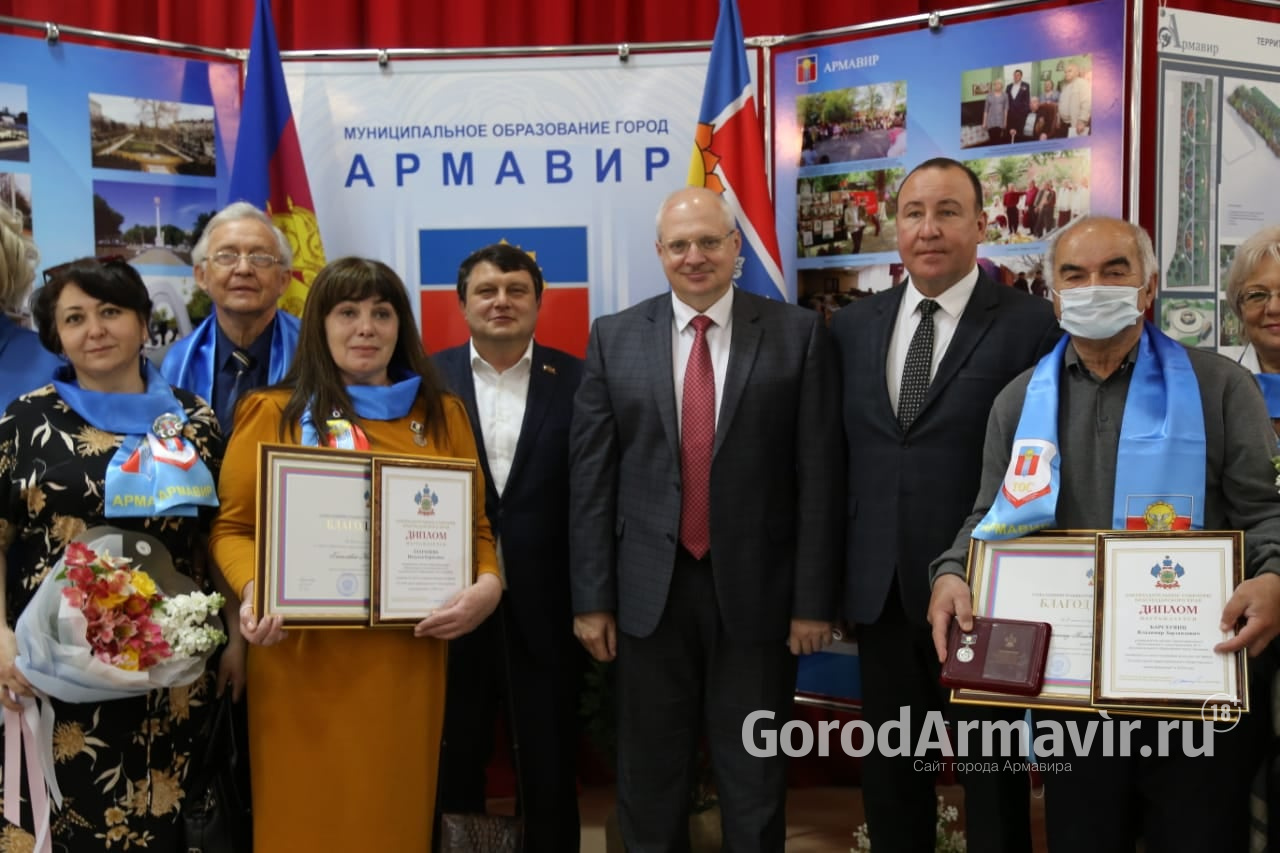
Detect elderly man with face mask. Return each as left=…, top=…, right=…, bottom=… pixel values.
left=928, top=216, right=1280, bottom=853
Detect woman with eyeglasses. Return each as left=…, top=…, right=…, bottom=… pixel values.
left=0, top=203, right=63, bottom=410
left=209, top=257, right=501, bottom=850
left=0, top=257, right=229, bottom=849
left=1226, top=225, right=1280, bottom=436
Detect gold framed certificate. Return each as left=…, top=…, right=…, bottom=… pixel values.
left=255, top=444, right=376, bottom=627
left=369, top=456, right=476, bottom=626
left=1093, top=531, right=1247, bottom=720
left=953, top=533, right=1096, bottom=711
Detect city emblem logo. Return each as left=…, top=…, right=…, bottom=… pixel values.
left=1143, top=500, right=1177, bottom=531
left=1151, top=555, right=1185, bottom=589
left=1000, top=439, right=1055, bottom=508
left=796, top=55, right=818, bottom=85
left=413, top=483, right=439, bottom=516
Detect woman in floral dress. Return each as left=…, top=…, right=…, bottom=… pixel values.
left=0, top=258, right=229, bottom=850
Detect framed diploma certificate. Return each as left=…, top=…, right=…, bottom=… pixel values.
left=370, top=457, right=476, bottom=626
left=1093, top=531, right=1247, bottom=720
left=256, top=444, right=377, bottom=626
left=954, top=533, right=1098, bottom=711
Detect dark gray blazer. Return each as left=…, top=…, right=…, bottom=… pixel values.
left=831, top=272, right=1060, bottom=627
left=569, top=288, right=843, bottom=643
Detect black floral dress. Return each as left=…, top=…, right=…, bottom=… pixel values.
left=0, top=384, right=223, bottom=851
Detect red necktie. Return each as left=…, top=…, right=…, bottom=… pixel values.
left=680, top=315, right=715, bottom=559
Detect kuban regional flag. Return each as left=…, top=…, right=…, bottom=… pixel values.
left=228, top=0, right=326, bottom=317
left=688, top=0, right=785, bottom=302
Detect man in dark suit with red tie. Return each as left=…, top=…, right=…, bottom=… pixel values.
left=434, top=243, right=583, bottom=851
left=570, top=187, right=843, bottom=852
left=831, top=158, right=1060, bottom=853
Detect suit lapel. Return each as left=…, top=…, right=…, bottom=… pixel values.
left=874, top=287, right=905, bottom=429
left=646, top=298, right=681, bottom=463
left=917, top=274, right=999, bottom=418
left=506, top=343, right=554, bottom=490
left=715, top=293, right=762, bottom=456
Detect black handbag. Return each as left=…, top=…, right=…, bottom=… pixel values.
left=182, top=691, right=253, bottom=852
left=438, top=812, right=523, bottom=853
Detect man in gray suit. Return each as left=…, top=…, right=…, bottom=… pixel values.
left=570, top=186, right=843, bottom=852
left=832, top=158, right=1060, bottom=853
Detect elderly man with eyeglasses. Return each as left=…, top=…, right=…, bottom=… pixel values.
left=161, top=201, right=300, bottom=434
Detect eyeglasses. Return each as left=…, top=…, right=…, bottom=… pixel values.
left=42, top=254, right=128, bottom=286
left=208, top=250, right=282, bottom=269
left=659, top=230, right=737, bottom=257
left=1238, top=289, right=1280, bottom=312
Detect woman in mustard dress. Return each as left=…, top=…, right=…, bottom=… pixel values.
left=209, top=257, right=501, bottom=850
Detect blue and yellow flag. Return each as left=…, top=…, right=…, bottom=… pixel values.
left=228, top=0, right=326, bottom=316
left=688, top=0, right=785, bottom=301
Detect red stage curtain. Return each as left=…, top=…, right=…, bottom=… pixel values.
left=3, top=0, right=1276, bottom=53
left=2, top=0, right=1278, bottom=229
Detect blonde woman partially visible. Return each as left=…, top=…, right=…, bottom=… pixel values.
left=1225, top=225, right=1280, bottom=436
left=0, top=204, right=62, bottom=409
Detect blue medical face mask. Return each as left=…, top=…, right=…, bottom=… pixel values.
left=1056, top=284, right=1143, bottom=340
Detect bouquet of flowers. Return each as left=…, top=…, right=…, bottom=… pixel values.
left=56, top=540, right=225, bottom=678
left=4, top=527, right=226, bottom=839
left=16, top=528, right=224, bottom=702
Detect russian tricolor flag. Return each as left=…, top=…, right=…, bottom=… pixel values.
left=688, top=0, right=786, bottom=302
left=228, top=0, right=327, bottom=316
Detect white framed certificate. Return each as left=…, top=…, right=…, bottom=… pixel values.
left=370, top=456, right=476, bottom=626
left=955, top=533, right=1097, bottom=711
left=1093, top=531, right=1247, bottom=720
left=256, top=444, right=375, bottom=626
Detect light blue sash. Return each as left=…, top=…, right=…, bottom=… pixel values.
left=974, top=322, right=1205, bottom=539
left=53, top=363, right=218, bottom=518
left=298, top=374, right=422, bottom=447
left=159, top=311, right=299, bottom=402
left=1254, top=373, right=1280, bottom=420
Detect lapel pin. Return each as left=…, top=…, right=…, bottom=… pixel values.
left=542, top=364, right=557, bottom=375
left=410, top=420, right=426, bottom=447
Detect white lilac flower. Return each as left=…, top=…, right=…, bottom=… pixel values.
left=154, top=591, right=226, bottom=659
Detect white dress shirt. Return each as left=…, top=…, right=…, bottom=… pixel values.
left=469, top=338, right=534, bottom=496
left=885, top=267, right=979, bottom=413
left=672, top=287, right=734, bottom=435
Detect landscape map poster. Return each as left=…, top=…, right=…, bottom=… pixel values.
left=772, top=0, right=1126, bottom=318
left=0, top=32, right=239, bottom=360
left=1156, top=8, right=1280, bottom=356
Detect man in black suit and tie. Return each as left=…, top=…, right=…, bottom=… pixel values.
left=434, top=243, right=584, bottom=852
left=571, top=186, right=843, bottom=852
left=831, top=158, right=1059, bottom=853
left=1006, top=69, right=1031, bottom=143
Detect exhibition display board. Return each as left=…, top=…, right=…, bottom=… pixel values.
left=0, top=32, right=239, bottom=359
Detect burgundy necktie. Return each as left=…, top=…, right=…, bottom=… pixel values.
left=680, top=315, right=715, bottom=559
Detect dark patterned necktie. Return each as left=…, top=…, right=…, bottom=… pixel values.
left=680, top=315, right=715, bottom=559
left=220, top=348, right=256, bottom=430
left=897, top=299, right=939, bottom=430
